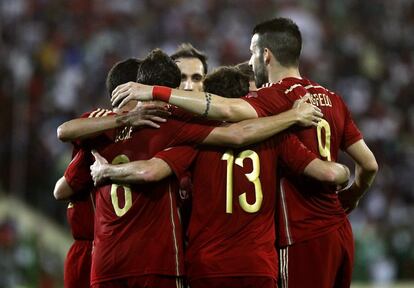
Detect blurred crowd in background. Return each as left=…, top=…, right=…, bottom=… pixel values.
left=0, top=0, right=413, bottom=286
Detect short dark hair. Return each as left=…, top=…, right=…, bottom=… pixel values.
left=106, top=58, right=141, bottom=96
left=252, top=17, right=302, bottom=67
left=235, top=61, right=255, bottom=82
left=170, top=43, right=208, bottom=75
left=137, top=48, right=181, bottom=88
left=203, top=66, right=249, bottom=98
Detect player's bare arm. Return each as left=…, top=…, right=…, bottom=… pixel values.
left=90, top=150, right=172, bottom=186
left=53, top=176, right=75, bottom=200
left=57, top=103, right=169, bottom=142
left=339, top=139, right=378, bottom=213
left=202, top=97, right=323, bottom=147
left=303, top=159, right=350, bottom=188
left=111, top=81, right=258, bottom=122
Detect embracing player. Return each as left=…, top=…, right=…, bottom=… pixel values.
left=111, top=17, right=378, bottom=288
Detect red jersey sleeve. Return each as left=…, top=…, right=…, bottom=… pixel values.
left=154, top=146, right=198, bottom=180
left=64, top=149, right=94, bottom=193
left=339, top=99, right=363, bottom=149
left=276, top=133, right=318, bottom=173
left=241, top=88, right=292, bottom=117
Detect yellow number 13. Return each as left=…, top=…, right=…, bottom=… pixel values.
left=221, top=150, right=263, bottom=214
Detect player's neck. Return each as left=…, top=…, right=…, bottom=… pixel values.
left=268, top=66, right=301, bottom=83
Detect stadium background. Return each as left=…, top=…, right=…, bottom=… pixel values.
left=0, top=0, right=413, bottom=287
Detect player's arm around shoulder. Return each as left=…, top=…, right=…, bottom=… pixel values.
left=304, top=159, right=350, bottom=188
left=57, top=108, right=113, bottom=142
left=339, top=139, right=378, bottom=213
left=111, top=82, right=258, bottom=122
left=90, top=151, right=172, bottom=186
left=53, top=176, right=74, bottom=200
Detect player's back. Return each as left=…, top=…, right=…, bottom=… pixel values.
left=186, top=133, right=316, bottom=281
left=82, top=107, right=214, bottom=285
left=272, top=77, right=362, bottom=246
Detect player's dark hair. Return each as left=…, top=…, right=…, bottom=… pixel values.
left=235, top=61, right=255, bottom=82
left=203, top=66, right=249, bottom=98
left=106, top=58, right=141, bottom=96
left=137, top=48, right=181, bottom=88
left=170, top=43, right=208, bottom=75
left=252, top=17, right=302, bottom=67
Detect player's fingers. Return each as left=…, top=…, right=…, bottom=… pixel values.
left=112, top=90, right=131, bottom=107
left=130, top=101, right=144, bottom=113
left=300, top=93, right=311, bottom=102
left=148, top=116, right=167, bottom=123
left=140, top=102, right=160, bottom=110
left=314, top=110, right=323, bottom=118
left=91, top=150, right=105, bottom=163
left=117, top=96, right=134, bottom=109
left=139, top=120, right=160, bottom=128
left=111, top=82, right=132, bottom=101
left=144, top=109, right=171, bottom=118
left=309, top=104, right=322, bottom=113
left=313, top=115, right=322, bottom=122
left=91, top=150, right=99, bottom=160
left=111, top=87, right=127, bottom=104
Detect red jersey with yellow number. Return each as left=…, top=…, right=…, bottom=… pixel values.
left=64, top=108, right=113, bottom=239
left=181, top=133, right=316, bottom=280
left=243, top=77, right=362, bottom=246
left=75, top=107, right=215, bottom=285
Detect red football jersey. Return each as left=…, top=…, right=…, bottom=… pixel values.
left=64, top=147, right=96, bottom=240
left=182, top=133, right=316, bottom=280
left=64, top=109, right=110, bottom=239
left=243, top=77, right=362, bottom=246
left=74, top=108, right=215, bottom=285
left=63, top=143, right=96, bottom=288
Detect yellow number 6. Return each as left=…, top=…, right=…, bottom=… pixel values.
left=110, top=155, right=132, bottom=217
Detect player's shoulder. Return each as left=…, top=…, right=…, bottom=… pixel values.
left=257, top=82, right=286, bottom=95
left=80, top=108, right=113, bottom=119
left=303, top=78, right=340, bottom=97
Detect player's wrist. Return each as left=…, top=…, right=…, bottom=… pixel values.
left=152, top=86, right=172, bottom=103
left=285, top=108, right=299, bottom=124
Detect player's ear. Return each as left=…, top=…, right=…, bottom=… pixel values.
left=263, top=48, right=271, bottom=65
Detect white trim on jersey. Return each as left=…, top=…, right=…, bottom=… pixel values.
left=168, top=182, right=181, bottom=276
left=280, top=178, right=293, bottom=245
left=279, top=246, right=289, bottom=288
left=284, top=84, right=302, bottom=94
left=304, top=84, right=324, bottom=90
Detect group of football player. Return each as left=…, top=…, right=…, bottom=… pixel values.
left=53, top=17, right=378, bottom=288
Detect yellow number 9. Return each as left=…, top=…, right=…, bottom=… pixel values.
left=317, top=119, right=332, bottom=161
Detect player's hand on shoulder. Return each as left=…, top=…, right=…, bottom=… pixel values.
left=111, top=82, right=153, bottom=109
left=117, top=101, right=171, bottom=129
left=293, top=94, right=323, bottom=127
left=90, top=150, right=109, bottom=187
left=88, top=108, right=112, bottom=118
